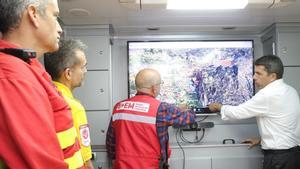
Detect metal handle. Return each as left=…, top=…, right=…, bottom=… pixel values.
left=222, top=138, right=235, bottom=144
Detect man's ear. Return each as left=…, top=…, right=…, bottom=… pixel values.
left=27, top=4, right=40, bottom=28
left=151, top=85, right=158, bottom=97
left=270, top=72, right=277, bottom=80
left=63, top=68, right=72, bottom=81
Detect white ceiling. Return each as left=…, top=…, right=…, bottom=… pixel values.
left=59, top=0, right=300, bottom=35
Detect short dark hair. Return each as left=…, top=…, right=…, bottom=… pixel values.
left=0, top=0, right=49, bottom=34
left=255, top=55, right=284, bottom=79
left=44, top=39, right=87, bottom=80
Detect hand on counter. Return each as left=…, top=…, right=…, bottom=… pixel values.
left=241, top=138, right=261, bottom=149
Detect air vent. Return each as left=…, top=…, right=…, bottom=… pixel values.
left=222, top=27, right=236, bottom=30
left=147, top=27, right=160, bottom=31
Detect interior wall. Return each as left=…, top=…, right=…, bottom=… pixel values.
left=110, top=34, right=265, bottom=168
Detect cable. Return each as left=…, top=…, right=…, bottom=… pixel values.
left=268, top=0, right=276, bottom=8
left=196, top=115, right=208, bottom=122
left=179, top=128, right=205, bottom=144
left=176, top=129, right=186, bottom=169
left=175, top=116, right=208, bottom=169
left=176, top=128, right=206, bottom=169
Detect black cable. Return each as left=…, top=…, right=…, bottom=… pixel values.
left=200, top=129, right=205, bottom=142
left=180, top=129, right=194, bottom=144
left=175, top=114, right=208, bottom=169
left=176, top=129, right=185, bottom=169
left=179, top=128, right=205, bottom=144
left=176, top=128, right=206, bottom=169
left=196, top=115, right=208, bottom=122
left=268, top=0, right=276, bottom=8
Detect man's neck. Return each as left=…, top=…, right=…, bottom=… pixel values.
left=136, top=91, right=155, bottom=98
left=54, top=75, right=74, bottom=91
left=2, top=31, right=43, bottom=59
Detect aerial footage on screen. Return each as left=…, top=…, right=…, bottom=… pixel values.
left=128, top=41, right=254, bottom=108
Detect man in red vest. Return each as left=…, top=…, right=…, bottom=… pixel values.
left=106, top=68, right=196, bottom=169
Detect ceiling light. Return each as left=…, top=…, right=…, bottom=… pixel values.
left=167, top=0, right=248, bottom=10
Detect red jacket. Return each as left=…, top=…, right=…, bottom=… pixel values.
left=0, top=40, right=82, bottom=169
left=112, top=95, right=161, bottom=169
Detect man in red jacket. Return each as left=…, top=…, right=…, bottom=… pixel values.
left=0, top=0, right=84, bottom=168
left=106, top=68, right=196, bottom=169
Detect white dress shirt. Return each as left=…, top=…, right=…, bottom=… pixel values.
left=221, top=79, right=300, bottom=150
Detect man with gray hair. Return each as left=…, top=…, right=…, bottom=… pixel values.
left=209, top=55, right=300, bottom=169
left=45, top=39, right=94, bottom=169
left=0, top=0, right=84, bottom=168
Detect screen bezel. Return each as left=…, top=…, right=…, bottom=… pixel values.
left=127, top=40, right=255, bottom=106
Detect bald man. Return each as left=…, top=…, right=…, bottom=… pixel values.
left=106, top=68, right=196, bottom=169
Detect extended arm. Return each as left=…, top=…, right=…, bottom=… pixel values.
left=157, top=102, right=196, bottom=127
left=209, top=91, right=268, bottom=120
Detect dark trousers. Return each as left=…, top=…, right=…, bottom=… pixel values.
left=159, top=158, right=169, bottom=169
left=263, top=146, right=300, bottom=169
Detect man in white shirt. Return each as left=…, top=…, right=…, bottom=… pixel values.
left=209, top=55, right=300, bottom=169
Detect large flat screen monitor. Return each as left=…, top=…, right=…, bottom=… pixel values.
left=128, top=41, right=254, bottom=108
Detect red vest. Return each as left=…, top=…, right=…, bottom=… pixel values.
left=112, top=95, right=161, bottom=169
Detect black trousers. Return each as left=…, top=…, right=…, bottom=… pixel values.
left=263, top=146, right=300, bottom=169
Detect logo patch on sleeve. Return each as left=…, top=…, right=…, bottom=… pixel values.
left=79, top=124, right=91, bottom=147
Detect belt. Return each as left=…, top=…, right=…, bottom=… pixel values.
left=263, top=146, right=300, bottom=154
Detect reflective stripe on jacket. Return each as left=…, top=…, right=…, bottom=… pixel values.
left=55, top=82, right=92, bottom=163
left=32, top=63, right=84, bottom=169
